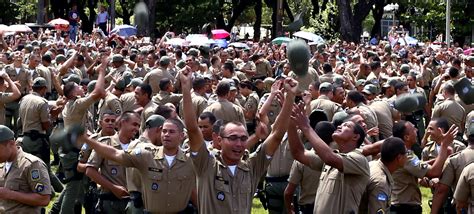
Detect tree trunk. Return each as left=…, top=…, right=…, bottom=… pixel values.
left=224, top=0, right=251, bottom=32
left=118, top=0, right=131, bottom=25
left=311, top=0, right=319, bottom=18
left=215, top=0, right=226, bottom=29
left=370, top=0, right=384, bottom=37
left=253, top=0, right=262, bottom=41
left=147, top=0, right=156, bottom=38
left=77, top=0, right=93, bottom=33
left=337, top=0, right=375, bottom=43
left=283, top=0, right=294, bottom=21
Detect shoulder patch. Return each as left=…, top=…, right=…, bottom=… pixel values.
left=31, top=169, right=40, bottom=181
left=35, top=183, right=45, bottom=193
left=411, top=157, right=420, bottom=166
left=376, top=208, right=385, bottom=214
left=377, top=193, right=387, bottom=201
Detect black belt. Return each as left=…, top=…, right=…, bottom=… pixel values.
left=99, top=193, right=130, bottom=202
left=23, top=131, right=49, bottom=140
left=265, top=175, right=289, bottom=183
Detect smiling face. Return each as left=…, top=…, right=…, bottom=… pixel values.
left=118, top=114, right=140, bottom=141
left=427, top=121, right=443, bottom=142
left=219, top=123, right=248, bottom=165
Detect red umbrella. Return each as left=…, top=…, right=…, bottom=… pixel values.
left=8, top=24, right=32, bottom=33
left=212, top=29, right=230, bottom=39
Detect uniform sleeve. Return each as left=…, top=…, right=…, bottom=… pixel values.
left=108, top=97, right=123, bottom=115
left=190, top=142, right=214, bottom=176
left=78, top=143, right=93, bottom=163
left=39, top=102, right=49, bottom=123
left=86, top=149, right=105, bottom=169
left=421, top=147, right=430, bottom=161
left=367, top=179, right=391, bottom=213
left=341, top=150, right=370, bottom=176
left=454, top=166, right=472, bottom=202
left=27, top=161, right=52, bottom=195
left=439, top=158, right=455, bottom=186
left=249, top=143, right=273, bottom=181
left=288, top=161, right=303, bottom=185
left=306, top=151, right=324, bottom=172
left=403, top=154, right=429, bottom=178
left=120, top=147, right=154, bottom=171
left=196, top=98, right=208, bottom=117
left=431, top=104, right=441, bottom=119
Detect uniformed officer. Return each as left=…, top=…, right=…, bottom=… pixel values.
left=79, top=116, right=196, bottom=213
left=97, top=87, right=123, bottom=121
left=19, top=77, right=63, bottom=193
left=359, top=137, right=407, bottom=214
left=309, top=82, right=343, bottom=121
left=431, top=123, right=474, bottom=213
left=182, top=67, right=297, bottom=213
left=345, top=90, right=379, bottom=132
left=0, top=71, right=21, bottom=125
left=152, top=78, right=182, bottom=107
left=203, top=79, right=246, bottom=127
left=0, top=125, right=52, bottom=213
left=239, top=80, right=259, bottom=132
left=390, top=120, right=457, bottom=214
left=178, top=76, right=208, bottom=119
left=126, top=114, right=165, bottom=214
left=432, top=84, right=465, bottom=132
left=288, top=104, right=370, bottom=214
left=421, top=118, right=466, bottom=161
left=454, top=162, right=474, bottom=214
left=85, top=111, right=140, bottom=213
left=143, top=56, right=175, bottom=95
left=120, top=78, right=142, bottom=112
left=4, top=51, right=32, bottom=133
left=134, top=83, right=158, bottom=133
left=77, top=110, right=117, bottom=214
left=49, top=56, right=107, bottom=214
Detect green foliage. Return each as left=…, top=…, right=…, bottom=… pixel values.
left=0, top=1, right=20, bottom=24
left=304, top=0, right=340, bottom=42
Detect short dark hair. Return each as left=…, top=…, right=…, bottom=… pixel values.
left=239, top=80, right=253, bottom=90
left=199, top=112, right=217, bottom=125
left=219, top=121, right=246, bottom=137
left=193, top=77, right=207, bottom=90
left=63, top=82, right=77, bottom=99
left=431, top=117, right=450, bottom=133
left=138, top=83, right=152, bottom=99
left=393, top=120, right=408, bottom=139
left=212, top=120, right=224, bottom=134
left=322, top=63, right=332, bottom=74
left=223, top=62, right=234, bottom=73
left=119, top=111, right=140, bottom=123
left=381, top=137, right=406, bottom=163
left=448, top=67, right=460, bottom=78
left=394, top=82, right=407, bottom=93
left=164, top=118, right=185, bottom=132
left=442, top=83, right=455, bottom=96
left=154, top=105, right=174, bottom=119
left=159, top=78, right=171, bottom=91
left=216, top=81, right=230, bottom=97
left=346, top=90, right=366, bottom=105
left=314, top=121, right=335, bottom=145
left=370, top=61, right=381, bottom=70
left=353, top=122, right=366, bottom=147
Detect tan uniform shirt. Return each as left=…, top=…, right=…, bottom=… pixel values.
left=289, top=67, right=320, bottom=93
left=241, top=92, right=259, bottom=123
left=203, top=98, right=246, bottom=127
left=19, top=92, right=49, bottom=133
left=439, top=147, right=474, bottom=191
left=62, top=95, right=97, bottom=129
left=178, top=92, right=208, bottom=119
left=0, top=92, right=16, bottom=125
left=238, top=61, right=257, bottom=80
left=266, top=136, right=294, bottom=177
left=319, top=72, right=335, bottom=83
left=87, top=134, right=129, bottom=193
left=312, top=149, right=370, bottom=214
left=97, top=92, right=122, bottom=120
left=121, top=145, right=195, bottom=213
left=4, top=64, right=32, bottom=95
left=391, top=150, right=429, bottom=205
left=255, top=59, right=272, bottom=77
left=79, top=132, right=103, bottom=164
left=125, top=137, right=155, bottom=193
left=454, top=163, right=474, bottom=213
left=37, top=65, right=52, bottom=93
left=191, top=143, right=272, bottom=214
left=119, top=92, right=139, bottom=112
left=354, top=103, right=379, bottom=130
left=288, top=158, right=321, bottom=205
left=140, top=101, right=158, bottom=133
left=258, top=93, right=282, bottom=124
left=132, top=65, right=149, bottom=78
left=369, top=100, right=396, bottom=139
left=152, top=91, right=182, bottom=107
left=0, top=147, right=52, bottom=214
left=359, top=160, right=393, bottom=214
left=421, top=140, right=466, bottom=161
left=432, top=98, right=465, bottom=130
left=143, top=67, right=175, bottom=95
left=310, top=95, right=343, bottom=122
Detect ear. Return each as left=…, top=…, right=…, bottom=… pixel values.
left=352, top=134, right=360, bottom=145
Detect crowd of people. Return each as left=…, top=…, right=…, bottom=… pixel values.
left=0, top=25, right=473, bottom=214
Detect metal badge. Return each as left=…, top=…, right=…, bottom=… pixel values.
left=217, top=191, right=225, bottom=201
left=111, top=167, right=118, bottom=175
left=151, top=182, right=159, bottom=190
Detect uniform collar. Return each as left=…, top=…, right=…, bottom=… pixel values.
left=319, top=95, right=330, bottom=100
left=376, top=159, right=394, bottom=186
left=154, top=147, right=187, bottom=162
left=215, top=151, right=250, bottom=172
left=159, top=91, right=171, bottom=95
left=11, top=147, right=25, bottom=170
left=110, top=134, right=124, bottom=148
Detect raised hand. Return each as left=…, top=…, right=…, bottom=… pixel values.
left=283, top=77, right=298, bottom=95
left=441, top=125, right=458, bottom=147
left=179, top=65, right=193, bottom=90
left=290, top=102, right=310, bottom=130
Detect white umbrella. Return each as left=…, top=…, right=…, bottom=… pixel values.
left=228, top=42, right=250, bottom=49
left=166, top=38, right=187, bottom=46
left=0, top=24, right=8, bottom=33
left=293, top=31, right=324, bottom=44
left=8, top=24, right=33, bottom=33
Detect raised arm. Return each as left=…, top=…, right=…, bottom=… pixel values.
left=287, top=119, right=312, bottom=166
left=89, top=56, right=107, bottom=100
left=1, top=72, right=20, bottom=100
left=425, top=125, right=457, bottom=178
left=180, top=66, right=204, bottom=152
left=80, top=135, right=127, bottom=166
left=263, top=78, right=297, bottom=156
left=291, top=103, right=344, bottom=171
